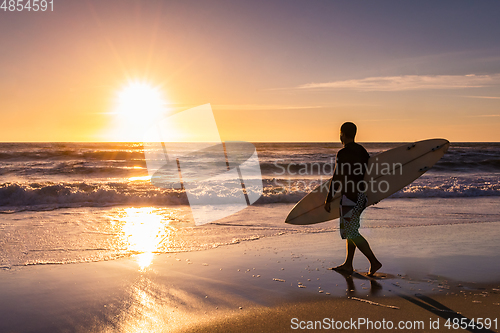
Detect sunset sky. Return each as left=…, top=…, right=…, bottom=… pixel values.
left=1, top=0, right=499, bottom=142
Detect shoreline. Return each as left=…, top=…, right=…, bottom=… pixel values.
left=2, top=196, right=500, bottom=269
left=1, top=220, right=500, bottom=332
left=1, top=197, right=499, bottom=332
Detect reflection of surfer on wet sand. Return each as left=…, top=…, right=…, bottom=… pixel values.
left=335, top=269, right=384, bottom=296
left=324, top=122, right=382, bottom=276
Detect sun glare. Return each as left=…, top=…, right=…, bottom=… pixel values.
left=109, top=81, right=168, bottom=140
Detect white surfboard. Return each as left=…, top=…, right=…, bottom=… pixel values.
left=285, top=139, right=450, bottom=225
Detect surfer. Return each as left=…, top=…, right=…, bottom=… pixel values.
left=324, top=122, right=382, bottom=276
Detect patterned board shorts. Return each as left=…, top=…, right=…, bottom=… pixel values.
left=339, top=193, right=367, bottom=240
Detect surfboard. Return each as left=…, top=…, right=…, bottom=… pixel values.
left=285, top=139, right=449, bottom=225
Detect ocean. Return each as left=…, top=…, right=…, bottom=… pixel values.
left=0, top=142, right=499, bottom=269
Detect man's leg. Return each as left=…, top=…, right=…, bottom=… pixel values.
left=351, top=235, right=382, bottom=276
left=331, top=239, right=356, bottom=274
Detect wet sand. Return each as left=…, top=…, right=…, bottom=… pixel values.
left=1, top=217, right=500, bottom=332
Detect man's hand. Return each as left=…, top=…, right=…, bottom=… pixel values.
left=324, top=201, right=331, bottom=213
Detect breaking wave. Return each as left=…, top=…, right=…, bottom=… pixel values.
left=0, top=175, right=498, bottom=213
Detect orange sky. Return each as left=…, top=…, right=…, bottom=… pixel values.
left=1, top=1, right=499, bottom=142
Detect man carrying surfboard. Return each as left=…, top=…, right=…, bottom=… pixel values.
left=324, top=122, right=382, bottom=276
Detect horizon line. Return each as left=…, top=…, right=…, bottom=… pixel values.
left=0, top=140, right=497, bottom=144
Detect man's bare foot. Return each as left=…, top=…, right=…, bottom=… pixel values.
left=328, top=264, right=353, bottom=275
left=368, top=261, right=382, bottom=276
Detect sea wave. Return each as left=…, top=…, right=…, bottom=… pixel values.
left=0, top=176, right=498, bottom=212
left=2, top=157, right=498, bottom=180
left=2, top=143, right=500, bottom=179
left=0, top=149, right=145, bottom=162
left=0, top=182, right=187, bottom=212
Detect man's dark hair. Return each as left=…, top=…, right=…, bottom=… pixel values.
left=341, top=122, right=357, bottom=139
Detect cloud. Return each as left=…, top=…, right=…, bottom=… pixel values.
left=363, top=118, right=415, bottom=122
left=462, top=95, right=500, bottom=100
left=213, top=104, right=324, bottom=110
left=297, top=74, right=500, bottom=91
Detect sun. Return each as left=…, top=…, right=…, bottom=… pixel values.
left=115, top=81, right=166, bottom=124
left=116, top=81, right=166, bottom=122
left=108, top=81, right=168, bottom=141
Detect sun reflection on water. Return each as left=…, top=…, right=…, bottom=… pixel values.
left=128, top=175, right=151, bottom=181
left=119, top=207, right=172, bottom=270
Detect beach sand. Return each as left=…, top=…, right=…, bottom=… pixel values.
left=1, top=198, right=499, bottom=332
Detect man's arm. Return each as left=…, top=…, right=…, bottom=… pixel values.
left=324, top=152, right=342, bottom=212
left=324, top=172, right=342, bottom=212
